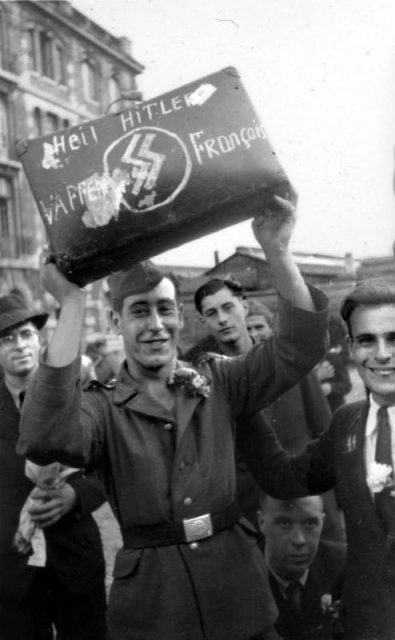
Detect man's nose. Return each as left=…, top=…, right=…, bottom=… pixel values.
left=375, top=338, right=392, bottom=361
left=290, top=526, right=307, bottom=546
left=147, top=309, right=164, bottom=330
left=217, top=310, right=228, bottom=324
left=14, top=334, right=28, bottom=348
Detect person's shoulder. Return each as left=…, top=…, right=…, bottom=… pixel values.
left=332, top=400, right=365, bottom=422
left=314, top=539, right=347, bottom=584
left=318, top=538, right=347, bottom=562
left=182, top=335, right=223, bottom=366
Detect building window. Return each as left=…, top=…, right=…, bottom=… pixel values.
left=27, top=27, right=67, bottom=85
left=0, top=96, right=9, bottom=156
left=0, top=197, right=10, bottom=238
left=0, top=12, right=4, bottom=69
left=32, top=107, right=42, bottom=138
left=53, top=41, right=66, bottom=85
left=42, top=112, right=59, bottom=135
left=0, top=177, right=15, bottom=257
left=28, top=28, right=38, bottom=72
left=81, top=59, right=99, bottom=101
left=39, top=31, right=54, bottom=79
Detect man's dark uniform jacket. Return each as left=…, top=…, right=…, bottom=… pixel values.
left=260, top=538, right=346, bottom=640
left=0, top=380, right=106, bottom=605
left=17, top=288, right=328, bottom=640
left=241, top=400, right=395, bottom=640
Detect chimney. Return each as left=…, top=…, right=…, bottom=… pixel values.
left=119, top=37, right=132, bottom=57
left=344, top=252, right=356, bottom=277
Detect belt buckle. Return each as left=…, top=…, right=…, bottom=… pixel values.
left=182, top=513, right=213, bottom=543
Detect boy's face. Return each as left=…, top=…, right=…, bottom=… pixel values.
left=246, top=314, right=273, bottom=343
left=349, top=304, right=395, bottom=406
left=199, top=286, right=249, bottom=346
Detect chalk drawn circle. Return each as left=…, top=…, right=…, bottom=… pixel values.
left=103, top=126, right=192, bottom=213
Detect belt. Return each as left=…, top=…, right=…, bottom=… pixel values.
left=122, top=502, right=241, bottom=548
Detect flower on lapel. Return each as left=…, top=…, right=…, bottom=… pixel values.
left=167, top=367, right=210, bottom=399
left=345, top=434, right=357, bottom=453
left=320, top=594, right=332, bottom=614
left=367, top=462, right=393, bottom=494
left=321, top=594, right=341, bottom=623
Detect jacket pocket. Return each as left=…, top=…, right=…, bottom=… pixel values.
left=112, top=548, right=142, bottom=579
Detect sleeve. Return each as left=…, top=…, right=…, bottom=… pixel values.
left=66, top=469, right=106, bottom=518
left=237, top=410, right=336, bottom=498
left=299, top=371, right=331, bottom=438
left=17, top=357, right=106, bottom=468
left=208, top=285, right=329, bottom=418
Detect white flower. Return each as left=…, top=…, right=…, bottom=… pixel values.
left=321, top=593, right=332, bottom=613
left=367, top=462, right=393, bottom=493
left=168, top=367, right=210, bottom=398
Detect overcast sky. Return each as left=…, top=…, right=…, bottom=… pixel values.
left=72, top=0, right=395, bottom=266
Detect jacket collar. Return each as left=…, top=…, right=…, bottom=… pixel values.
left=113, top=361, right=141, bottom=405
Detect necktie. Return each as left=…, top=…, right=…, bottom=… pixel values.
left=19, top=391, right=25, bottom=408
left=375, top=407, right=395, bottom=534
left=286, top=581, right=303, bottom=613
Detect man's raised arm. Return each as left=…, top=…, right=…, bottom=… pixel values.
left=39, top=249, right=86, bottom=367
left=252, top=194, right=314, bottom=311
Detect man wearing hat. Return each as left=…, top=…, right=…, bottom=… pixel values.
left=18, top=196, right=328, bottom=640
left=0, top=294, right=107, bottom=640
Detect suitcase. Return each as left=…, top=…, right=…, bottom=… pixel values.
left=17, top=66, right=294, bottom=285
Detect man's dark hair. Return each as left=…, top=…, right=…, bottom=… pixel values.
left=194, top=275, right=243, bottom=314
left=340, top=278, right=395, bottom=337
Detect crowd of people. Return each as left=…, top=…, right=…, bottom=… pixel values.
left=1, top=193, right=394, bottom=640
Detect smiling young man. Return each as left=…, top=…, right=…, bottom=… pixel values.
left=17, top=196, right=329, bottom=640
left=241, top=278, right=395, bottom=640
left=257, top=495, right=346, bottom=640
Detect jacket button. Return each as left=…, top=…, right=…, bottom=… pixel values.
left=164, top=423, right=173, bottom=431
left=189, top=542, right=199, bottom=550
left=183, top=497, right=192, bottom=506
left=179, top=461, right=186, bottom=470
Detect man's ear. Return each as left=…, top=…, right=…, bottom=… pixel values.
left=242, top=298, right=249, bottom=317
left=199, top=313, right=207, bottom=328
left=110, top=309, right=122, bottom=335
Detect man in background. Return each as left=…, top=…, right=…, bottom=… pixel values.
left=189, top=275, right=342, bottom=539
left=257, top=494, right=346, bottom=640
left=0, top=293, right=106, bottom=640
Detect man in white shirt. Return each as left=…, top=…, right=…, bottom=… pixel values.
left=242, top=278, right=395, bottom=640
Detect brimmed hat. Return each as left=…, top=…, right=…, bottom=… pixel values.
left=0, top=294, right=48, bottom=337
left=108, top=261, right=165, bottom=309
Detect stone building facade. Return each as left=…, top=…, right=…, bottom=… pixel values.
left=0, top=0, right=143, bottom=334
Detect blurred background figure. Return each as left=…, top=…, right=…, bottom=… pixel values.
left=315, top=316, right=352, bottom=413
left=257, top=494, right=346, bottom=640
left=245, top=299, right=274, bottom=344
left=85, top=335, right=123, bottom=384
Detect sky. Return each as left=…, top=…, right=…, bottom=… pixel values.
left=72, top=0, right=395, bottom=267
